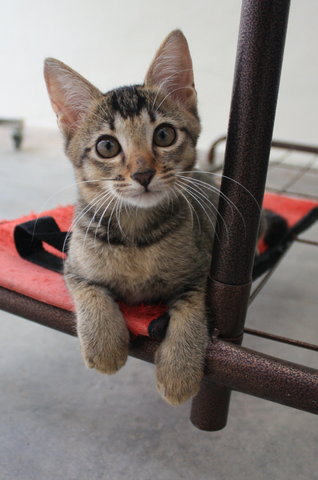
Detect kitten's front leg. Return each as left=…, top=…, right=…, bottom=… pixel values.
left=155, top=290, right=208, bottom=405
left=65, top=273, right=129, bottom=374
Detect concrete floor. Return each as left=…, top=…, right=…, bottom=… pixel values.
left=0, top=127, right=317, bottom=480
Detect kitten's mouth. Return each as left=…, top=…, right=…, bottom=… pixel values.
left=120, top=188, right=167, bottom=208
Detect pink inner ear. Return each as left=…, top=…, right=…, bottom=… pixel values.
left=52, top=96, right=78, bottom=130
left=145, top=31, right=196, bottom=107
left=47, top=77, right=84, bottom=131
left=44, top=58, right=103, bottom=136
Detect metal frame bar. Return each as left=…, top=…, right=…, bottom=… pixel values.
left=0, top=286, right=317, bottom=422
left=209, top=137, right=318, bottom=166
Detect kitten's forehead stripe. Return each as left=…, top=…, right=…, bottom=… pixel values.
left=93, top=99, right=115, bottom=131
left=109, top=86, right=148, bottom=119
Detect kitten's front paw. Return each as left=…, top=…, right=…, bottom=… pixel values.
left=82, top=340, right=128, bottom=375
left=155, top=344, right=204, bottom=406
left=79, top=320, right=129, bottom=375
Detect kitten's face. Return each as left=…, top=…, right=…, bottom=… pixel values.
left=69, top=86, right=199, bottom=208
left=44, top=30, right=200, bottom=209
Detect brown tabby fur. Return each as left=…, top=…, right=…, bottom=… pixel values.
left=44, top=30, right=220, bottom=405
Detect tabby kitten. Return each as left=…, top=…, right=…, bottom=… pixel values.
left=44, top=30, right=219, bottom=405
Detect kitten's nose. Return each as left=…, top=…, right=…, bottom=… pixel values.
left=131, top=169, right=155, bottom=188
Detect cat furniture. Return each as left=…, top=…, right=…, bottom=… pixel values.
left=0, top=0, right=317, bottom=431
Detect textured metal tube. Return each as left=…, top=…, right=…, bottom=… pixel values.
left=0, top=286, right=76, bottom=336
left=191, top=0, right=291, bottom=430
left=212, top=0, right=291, bottom=285
left=129, top=338, right=318, bottom=418
left=206, top=340, right=318, bottom=416
left=1, top=287, right=317, bottom=418
left=208, top=137, right=318, bottom=165
left=244, top=328, right=318, bottom=353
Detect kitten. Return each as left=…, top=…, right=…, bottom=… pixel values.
left=44, top=30, right=219, bottom=405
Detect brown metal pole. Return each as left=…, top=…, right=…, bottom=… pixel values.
left=129, top=337, right=318, bottom=417
left=204, top=340, right=318, bottom=415
left=191, top=0, right=291, bottom=430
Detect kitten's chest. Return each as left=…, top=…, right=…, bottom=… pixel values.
left=100, top=242, right=180, bottom=282
left=88, top=240, right=200, bottom=304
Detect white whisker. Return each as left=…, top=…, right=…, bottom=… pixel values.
left=172, top=185, right=196, bottom=231
left=151, top=68, right=193, bottom=110
left=177, top=173, right=247, bottom=235
left=116, top=198, right=125, bottom=237
left=63, top=190, right=108, bottom=252
left=106, top=198, right=119, bottom=245
left=155, top=86, right=194, bottom=111
left=176, top=178, right=229, bottom=238
left=180, top=170, right=261, bottom=211
left=82, top=191, right=113, bottom=252
left=176, top=180, right=219, bottom=241
left=31, top=177, right=115, bottom=240
left=176, top=175, right=242, bottom=235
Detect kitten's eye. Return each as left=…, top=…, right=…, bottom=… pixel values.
left=96, top=136, right=121, bottom=158
left=153, top=124, right=176, bottom=147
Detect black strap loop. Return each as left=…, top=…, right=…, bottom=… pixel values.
left=253, top=207, right=318, bottom=279
left=14, top=216, right=69, bottom=273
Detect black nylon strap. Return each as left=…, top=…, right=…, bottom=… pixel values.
left=14, top=216, right=69, bottom=273
left=252, top=206, right=318, bottom=279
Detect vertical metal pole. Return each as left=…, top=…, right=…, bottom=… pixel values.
left=191, top=0, right=290, bottom=431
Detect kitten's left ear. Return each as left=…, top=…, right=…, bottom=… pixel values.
left=145, top=30, right=196, bottom=110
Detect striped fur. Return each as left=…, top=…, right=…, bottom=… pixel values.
left=44, top=30, right=217, bottom=405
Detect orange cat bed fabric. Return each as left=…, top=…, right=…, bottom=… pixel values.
left=0, top=192, right=317, bottom=336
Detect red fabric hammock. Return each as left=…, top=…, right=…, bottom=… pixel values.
left=0, top=192, right=317, bottom=336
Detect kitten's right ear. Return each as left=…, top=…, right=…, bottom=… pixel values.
left=44, top=58, right=102, bottom=137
